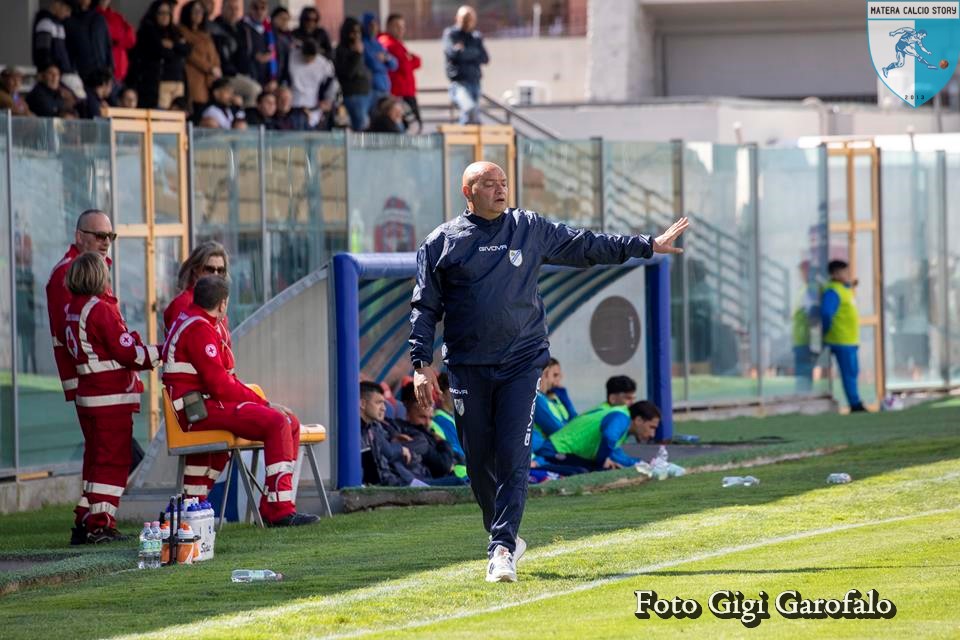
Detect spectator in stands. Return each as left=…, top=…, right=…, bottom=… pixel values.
left=209, top=0, right=260, bottom=107
left=33, top=0, right=86, bottom=99
left=442, top=5, right=489, bottom=124
left=273, top=85, right=309, bottom=130
left=244, top=90, right=277, bottom=128
left=335, top=17, right=372, bottom=131
left=360, top=381, right=434, bottom=487
left=179, top=0, right=221, bottom=114
left=271, top=7, right=293, bottom=86
left=537, top=399, right=660, bottom=471
left=289, top=38, right=338, bottom=130
left=78, top=68, right=113, bottom=118
left=533, top=357, right=577, bottom=439
left=163, top=275, right=320, bottom=526
left=199, top=77, right=246, bottom=128
left=64, top=252, right=160, bottom=543
left=822, top=260, right=867, bottom=412
left=131, top=0, right=190, bottom=109
left=241, top=0, right=275, bottom=90
left=394, top=381, right=463, bottom=481
left=360, top=13, right=397, bottom=111
left=96, top=0, right=136, bottom=84
left=27, top=64, right=71, bottom=117
left=368, top=95, right=405, bottom=133
left=117, top=85, right=137, bottom=107
left=0, top=69, right=32, bottom=116
left=65, top=0, right=113, bottom=83
left=378, top=13, right=421, bottom=133
left=293, top=6, right=332, bottom=60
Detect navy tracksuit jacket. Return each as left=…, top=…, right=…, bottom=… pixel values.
left=409, top=208, right=653, bottom=555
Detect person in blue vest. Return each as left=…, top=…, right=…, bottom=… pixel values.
left=532, top=357, right=577, bottom=439
left=409, top=160, right=689, bottom=582
left=821, top=260, right=867, bottom=412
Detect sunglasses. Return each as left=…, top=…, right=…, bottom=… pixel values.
left=79, top=229, right=117, bottom=242
left=202, top=265, right=227, bottom=275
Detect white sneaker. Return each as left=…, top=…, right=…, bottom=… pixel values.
left=514, top=536, right=527, bottom=568
left=485, top=545, right=517, bottom=583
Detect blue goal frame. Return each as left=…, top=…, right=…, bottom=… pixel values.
left=331, top=252, right=674, bottom=489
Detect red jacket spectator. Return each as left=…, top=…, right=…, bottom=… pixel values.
left=66, top=292, right=158, bottom=414
left=97, top=1, right=137, bottom=83
left=378, top=31, right=420, bottom=98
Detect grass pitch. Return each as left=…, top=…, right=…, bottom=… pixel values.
left=0, top=401, right=958, bottom=639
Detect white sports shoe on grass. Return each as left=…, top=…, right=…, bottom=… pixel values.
left=486, top=545, right=517, bottom=583
left=514, top=536, right=527, bottom=568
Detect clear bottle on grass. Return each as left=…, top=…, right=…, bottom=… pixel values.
left=826, top=473, right=852, bottom=484
left=137, top=522, right=151, bottom=570
left=231, top=569, right=284, bottom=583
left=722, top=475, right=760, bottom=487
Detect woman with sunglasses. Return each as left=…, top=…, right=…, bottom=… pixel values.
left=163, top=240, right=230, bottom=339
left=162, top=240, right=235, bottom=502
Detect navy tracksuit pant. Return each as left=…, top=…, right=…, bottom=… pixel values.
left=448, top=351, right=547, bottom=557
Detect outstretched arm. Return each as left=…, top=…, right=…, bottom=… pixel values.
left=889, top=27, right=910, bottom=36
left=540, top=215, right=689, bottom=267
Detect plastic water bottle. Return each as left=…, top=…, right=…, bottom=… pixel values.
left=827, top=473, right=852, bottom=484
left=137, top=522, right=151, bottom=570
left=650, top=446, right=670, bottom=480
left=150, top=521, right=162, bottom=568
left=673, top=434, right=700, bottom=444
left=722, top=475, right=760, bottom=487
left=231, top=569, right=283, bottom=583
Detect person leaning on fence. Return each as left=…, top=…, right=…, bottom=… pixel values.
left=64, top=252, right=160, bottom=544
left=442, top=5, right=489, bottom=125
left=161, top=275, right=320, bottom=527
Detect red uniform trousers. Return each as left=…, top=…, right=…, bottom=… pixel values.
left=73, top=408, right=133, bottom=531
left=181, top=399, right=300, bottom=522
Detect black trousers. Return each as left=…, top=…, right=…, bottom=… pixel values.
left=448, top=351, right=548, bottom=556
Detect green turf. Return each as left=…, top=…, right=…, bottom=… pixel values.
left=0, top=404, right=957, bottom=639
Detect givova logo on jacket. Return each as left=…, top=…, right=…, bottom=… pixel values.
left=868, top=1, right=960, bottom=106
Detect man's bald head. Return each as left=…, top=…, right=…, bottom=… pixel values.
left=456, top=5, right=476, bottom=30
left=462, top=161, right=505, bottom=189
left=461, top=161, right=508, bottom=219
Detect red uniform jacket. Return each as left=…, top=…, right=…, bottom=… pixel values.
left=64, top=293, right=159, bottom=414
left=45, top=246, right=114, bottom=401
left=161, top=304, right=265, bottom=409
left=378, top=32, right=420, bottom=98
left=163, top=287, right=235, bottom=372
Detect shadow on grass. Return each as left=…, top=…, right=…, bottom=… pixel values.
left=0, top=405, right=958, bottom=640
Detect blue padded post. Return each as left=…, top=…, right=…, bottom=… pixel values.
left=645, top=257, right=674, bottom=441
left=333, top=254, right=363, bottom=488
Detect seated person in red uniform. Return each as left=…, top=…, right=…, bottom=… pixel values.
left=161, top=275, right=320, bottom=527
left=163, top=241, right=233, bottom=492
left=64, top=252, right=160, bottom=544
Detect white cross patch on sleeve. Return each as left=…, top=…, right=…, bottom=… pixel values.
left=205, top=344, right=218, bottom=358
left=119, top=333, right=135, bottom=348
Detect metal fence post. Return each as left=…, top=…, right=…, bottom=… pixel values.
left=258, top=125, right=270, bottom=302
left=938, top=150, right=951, bottom=386
left=671, top=138, right=690, bottom=403
left=6, top=112, right=19, bottom=471
left=749, top=143, right=763, bottom=401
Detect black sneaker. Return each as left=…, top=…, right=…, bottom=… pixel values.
left=268, top=512, right=321, bottom=527
left=850, top=403, right=870, bottom=413
left=85, top=527, right=130, bottom=544
left=70, top=526, right=87, bottom=546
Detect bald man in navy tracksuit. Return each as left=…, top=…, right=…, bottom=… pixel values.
left=409, top=161, right=689, bottom=583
